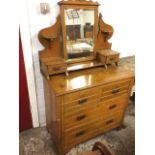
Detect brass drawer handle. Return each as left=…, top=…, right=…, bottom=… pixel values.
left=78, top=98, right=87, bottom=104
left=106, top=119, right=114, bottom=125
left=52, top=67, right=60, bottom=71
left=77, top=114, right=86, bottom=121
left=76, top=131, right=85, bottom=137
left=109, top=104, right=117, bottom=109
left=112, top=88, right=119, bottom=94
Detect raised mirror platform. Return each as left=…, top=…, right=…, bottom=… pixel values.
left=38, top=0, right=114, bottom=78
left=67, top=60, right=102, bottom=72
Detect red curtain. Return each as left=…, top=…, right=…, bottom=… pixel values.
left=19, top=31, right=32, bottom=132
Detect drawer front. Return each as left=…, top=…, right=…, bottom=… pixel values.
left=98, top=111, right=124, bottom=134
left=97, top=54, right=106, bottom=64
left=64, top=107, right=99, bottom=130
left=48, top=64, right=67, bottom=74
left=64, top=120, right=100, bottom=147
left=64, top=112, right=123, bottom=148
left=101, top=79, right=130, bottom=100
left=64, top=94, right=100, bottom=113
left=62, top=79, right=130, bottom=151
left=64, top=87, right=101, bottom=103
left=64, top=99, right=99, bottom=117
left=106, top=54, right=119, bottom=64
left=99, top=94, right=128, bottom=116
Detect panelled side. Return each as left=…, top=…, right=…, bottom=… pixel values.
left=43, top=78, right=63, bottom=154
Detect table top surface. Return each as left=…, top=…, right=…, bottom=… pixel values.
left=47, top=56, right=135, bottom=95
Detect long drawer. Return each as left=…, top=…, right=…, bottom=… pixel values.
left=64, top=94, right=127, bottom=130
left=63, top=83, right=130, bottom=130
left=64, top=111, right=123, bottom=149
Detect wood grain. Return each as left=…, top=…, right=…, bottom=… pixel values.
left=38, top=1, right=115, bottom=78
left=38, top=1, right=135, bottom=155
left=43, top=66, right=134, bottom=155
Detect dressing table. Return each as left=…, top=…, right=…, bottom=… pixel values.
left=38, top=0, right=134, bottom=155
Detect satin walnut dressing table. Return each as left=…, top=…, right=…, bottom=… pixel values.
left=38, top=0, right=134, bottom=155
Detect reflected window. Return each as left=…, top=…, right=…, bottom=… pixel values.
left=64, top=9, right=95, bottom=59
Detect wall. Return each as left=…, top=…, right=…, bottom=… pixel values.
left=25, top=0, right=61, bottom=126
left=21, top=0, right=135, bottom=126
left=98, top=0, right=135, bottom=57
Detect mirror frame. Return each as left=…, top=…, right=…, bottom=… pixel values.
left=60, top=4, right=99, bottom=64
left=38, top=0, right=114, bottom=78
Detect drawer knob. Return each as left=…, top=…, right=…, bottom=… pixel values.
left=77, top=114, right=86, bottom=121
left=106, top=119, right=114, bottom=125
left=76, top=131, right=85, bottom=137
left=112, top=88, right=119, bottom=94
left=109, top=104, right=117, bottom=109
left=78, top=98, right=87, bottom=104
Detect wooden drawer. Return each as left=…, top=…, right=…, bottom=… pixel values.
left=102, top=79, right=130, bottom=92
left=64, top=108, right=99, bottom=130
left=106, top=54, right=119, bottom=64
left=64, top=87, right=101, bottom=103
left=96, top=49, right=120, bottom=65
left=64, top=94, right=100, bottom=113
left=64, top=111, right=123, bottom=148
left=99, top=94, right=128, bottom=116
left=48, top=64, right=67, bottom=74
left=101, top=79, right=130, bottom=100
left=64, top=120, right=100, bottom=147
left=64, top=100, right=99, bottom=117
left=98, top=111, right=124, bottom=133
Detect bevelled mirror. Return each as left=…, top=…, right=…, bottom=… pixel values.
left=60, top=2, right=99, bottom=63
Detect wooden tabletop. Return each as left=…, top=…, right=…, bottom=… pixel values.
left=47, top=56, right=135, bottom=95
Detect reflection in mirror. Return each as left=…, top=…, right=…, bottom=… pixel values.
left=65, top=9, right=95, bottom=59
